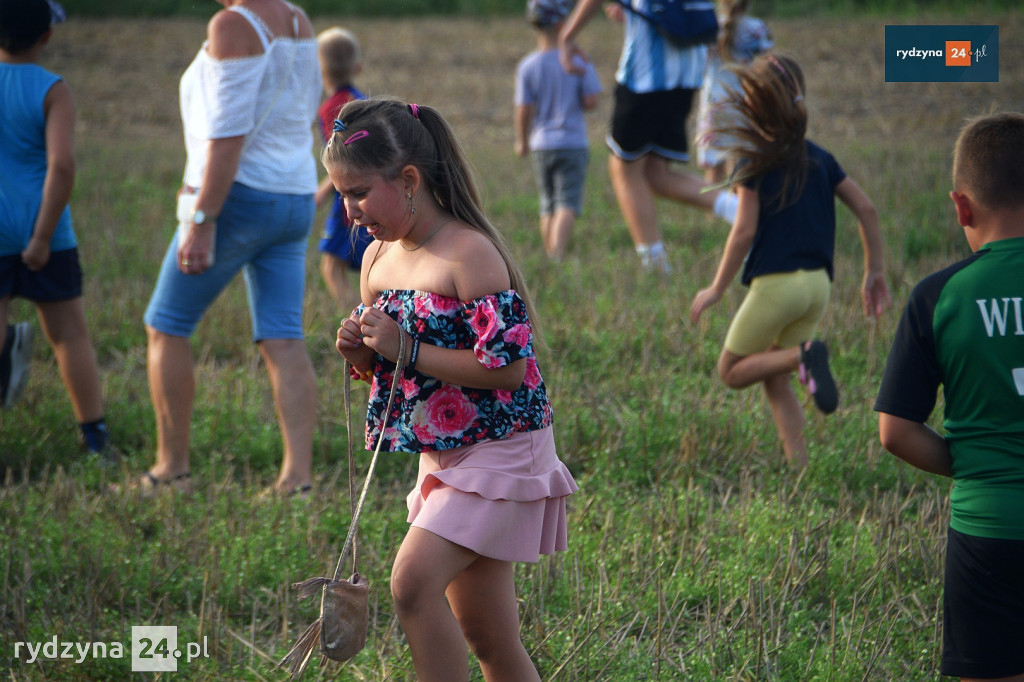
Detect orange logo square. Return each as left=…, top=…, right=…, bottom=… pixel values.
left=946, top=41, right=972, bottom=66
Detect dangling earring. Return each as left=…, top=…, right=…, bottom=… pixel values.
left=407, top=191, right=416, bottom=215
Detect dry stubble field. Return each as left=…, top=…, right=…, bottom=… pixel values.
left=3, top=8, right=1024, bottom=681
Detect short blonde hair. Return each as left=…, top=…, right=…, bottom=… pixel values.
left=317, top=27, right=361, bottom=89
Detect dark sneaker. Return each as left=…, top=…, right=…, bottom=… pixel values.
left=799, top=340, right=838, bottom=414
left=1, top=323, right=33, bottom=408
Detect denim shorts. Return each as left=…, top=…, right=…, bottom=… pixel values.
left=0, top=248, right=82, bottom=302
left=531, top=148, right=589, bottom=216
left=144, top=182, right=314, bottom=340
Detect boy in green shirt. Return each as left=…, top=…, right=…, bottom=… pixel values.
left=875, top=112, right=1024, bottom=680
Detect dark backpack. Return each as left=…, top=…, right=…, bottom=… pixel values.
left=614, top=0, right=719, bottom=49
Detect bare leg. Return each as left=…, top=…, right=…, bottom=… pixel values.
left=645, top=155, right=717, bottom=210
left=718, top=347, right=807, bottom=467
left=764, top=372, right=808, bottom=468
left=258, top=338, right=315, bottom=492
left=35, top=298, right=103, bottom=423
left=538, top=213, right=552, bottom=256
left=609, top=154, right=660, bottom=247
left=447, top=556, right=540, bottom=682
left=963, top=674, right=1024, bottom=682
left=146, top=326, right=193, bottom=479
left=717, top=347, right=800, bottom=389
left=391, top=528, right=477, bottom=682
left=704, top=164, right=726, bottom=186
left=545, top=208, right=575, bottom=261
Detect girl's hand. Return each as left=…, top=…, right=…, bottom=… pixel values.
left=690, top=287, right=722, bottom=323
left=861, top=271, right=891, bottom=319
left=357, top=307, right=408, bottom=364
left=336, top=313, right=375, bottom=369
left=336, top=313, right=364, bottom=350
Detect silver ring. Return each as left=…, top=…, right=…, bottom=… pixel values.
left=182, top=259, right=191, bottom=266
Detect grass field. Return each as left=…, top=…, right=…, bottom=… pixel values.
left=1, top=8, right=1022, bottom=681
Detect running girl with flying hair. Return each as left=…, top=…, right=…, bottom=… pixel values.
left=690, top=54, right=890, bottom=468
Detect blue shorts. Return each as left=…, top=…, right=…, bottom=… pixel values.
left=531, top=148, right=589, bottom=216
left=318, top=194, right=372, bottom=269
left=144, top=182, right=314, bottom=341
left=0, top=248, right=83, bottom=302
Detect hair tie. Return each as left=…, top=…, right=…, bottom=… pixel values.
left=408, top=103, right=420, bottom=119
left=344, top=130, right=370, bottom=145
left=333, top=119, right=347, bottom=132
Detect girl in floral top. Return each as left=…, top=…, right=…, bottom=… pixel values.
left=327, top=97, right=577, bottom=682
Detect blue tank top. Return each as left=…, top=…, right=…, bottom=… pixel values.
left=0, top=63, right=75, bottom=256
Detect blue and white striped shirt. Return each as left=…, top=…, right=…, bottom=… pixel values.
left=616, top=0, right=707, bottom=93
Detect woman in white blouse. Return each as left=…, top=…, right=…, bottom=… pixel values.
left=140, top=0, right=320, bottom=496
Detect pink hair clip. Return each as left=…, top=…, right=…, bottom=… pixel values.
left=765, top=55, right=802, bottom=104
left=409, top=103, right=420, bottom=119
left=766, top=55, right=798, bottom=90
left=344, top=130, right=370, bottom=145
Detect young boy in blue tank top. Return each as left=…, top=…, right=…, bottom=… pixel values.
left=875, top=112, right=1024, bottom=680
left=0, top=0, right=108, bottom=454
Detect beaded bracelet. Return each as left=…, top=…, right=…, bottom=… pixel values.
left=348, top=364, right=372, bottom=383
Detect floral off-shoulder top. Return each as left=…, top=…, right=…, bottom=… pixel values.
left=354, top=289, right=554, bottom=453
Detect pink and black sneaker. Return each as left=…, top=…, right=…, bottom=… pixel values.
left=799, top=340, right=838, bottom=414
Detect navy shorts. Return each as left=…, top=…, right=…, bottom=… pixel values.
left=607, top=84, right=696, bottom=162
left=318, top=194, right=372, bottom=269
left=941, top=526, right=1024, bottom=678
left=0, top=248, right=83, bottom=302
left=531, top=148, right=589, bottom=216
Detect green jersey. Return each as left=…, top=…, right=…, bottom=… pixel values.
left=875, top=237, right=1024, bottom=540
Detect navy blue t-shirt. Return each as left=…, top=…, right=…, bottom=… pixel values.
left=740, top=140, right=846, bottom=285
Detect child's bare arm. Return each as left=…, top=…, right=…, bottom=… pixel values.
left=315, top=174, right=337, bottom=209
left=23, top=81, right=76, bottom=271
left=690, top=186, right=758, bottom=322
left=558, top=0, right=604, bottom=73
left=836, top=177, right=890, bottom=318
left=878, top=413, right=952, bottom=477
left=514, top=104, right=531, bottom=157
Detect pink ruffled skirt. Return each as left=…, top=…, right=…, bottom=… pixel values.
left=406, top=427, right=578, bottom=563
